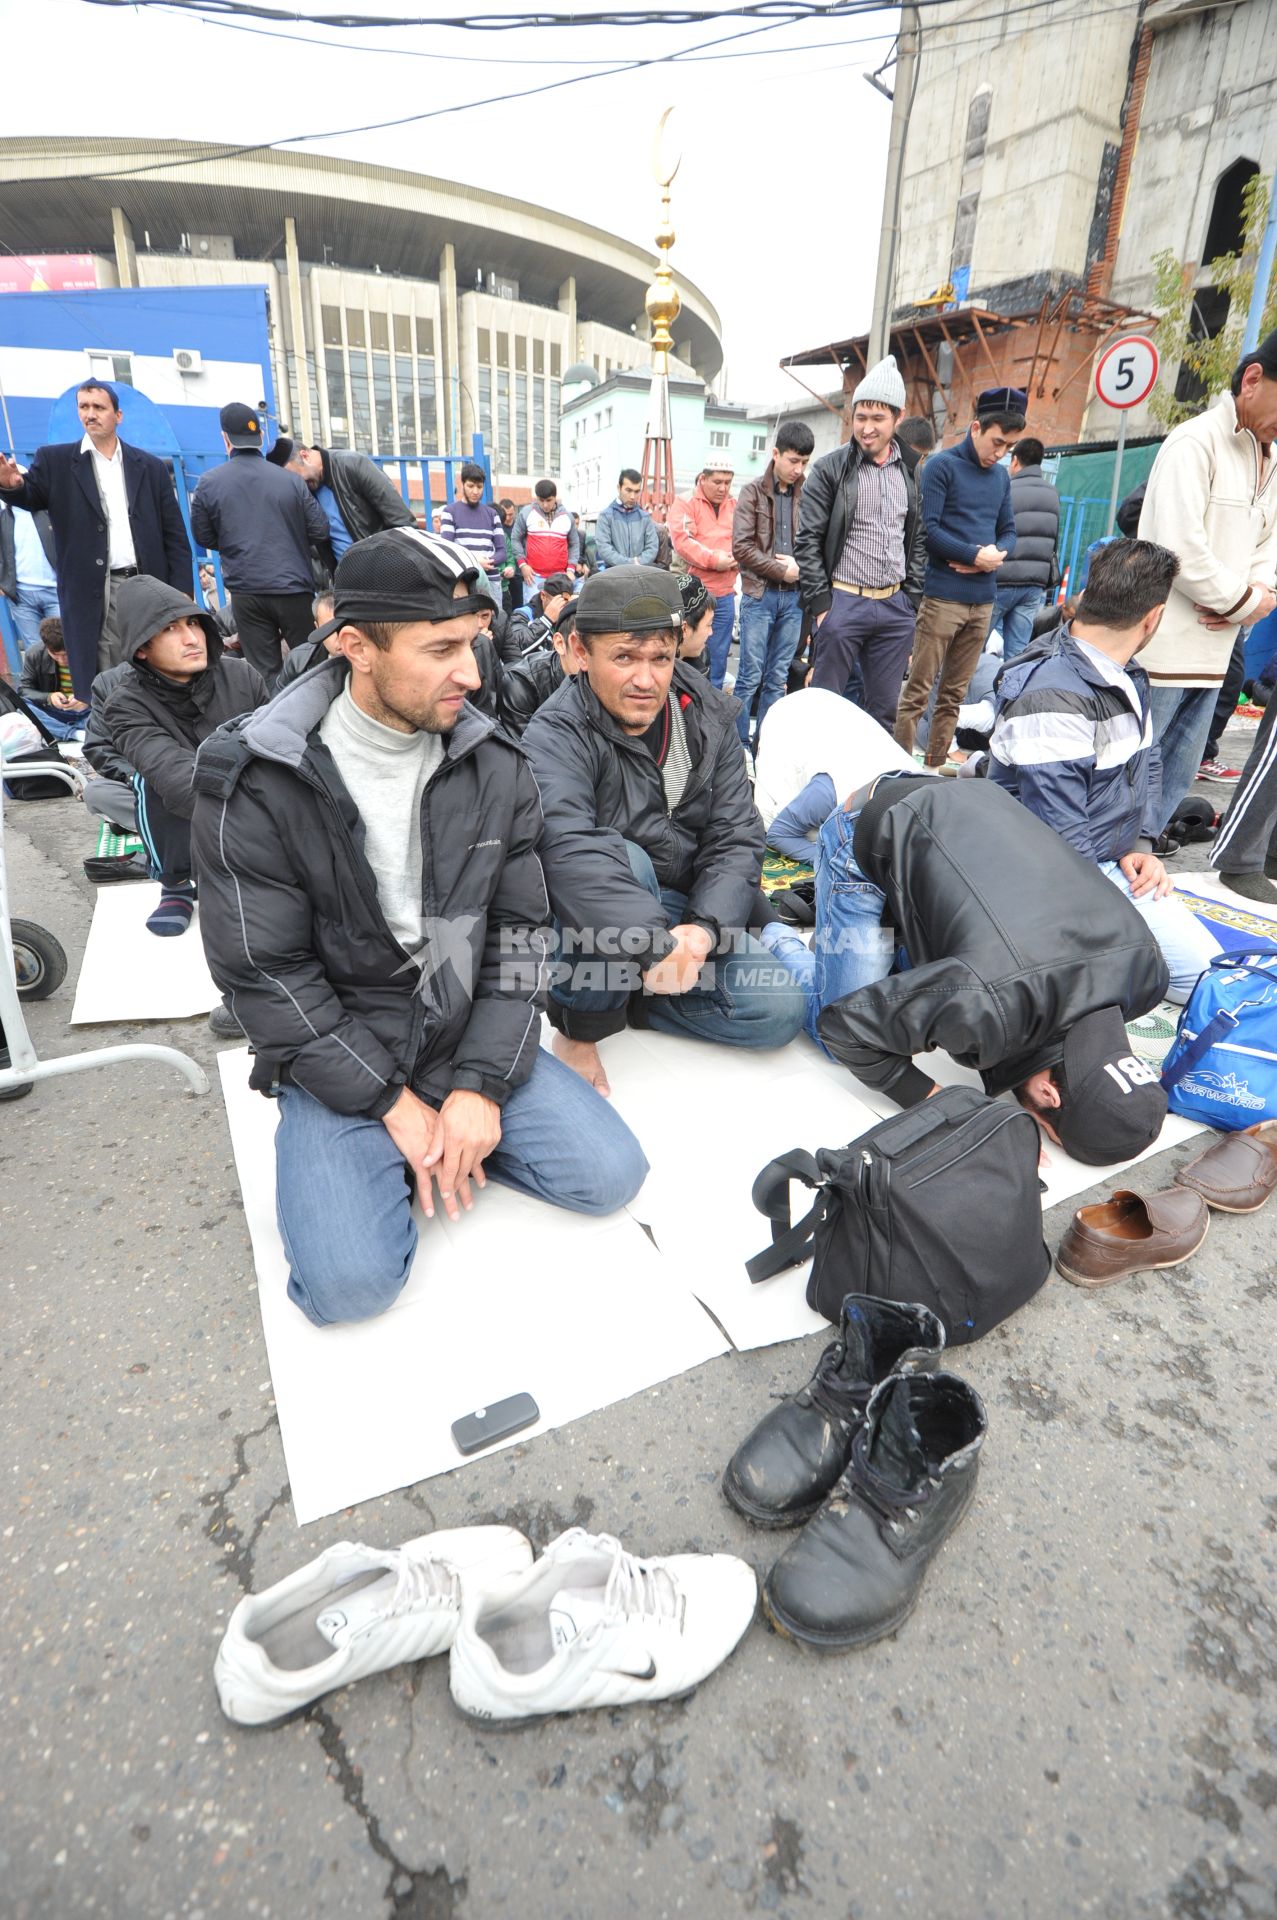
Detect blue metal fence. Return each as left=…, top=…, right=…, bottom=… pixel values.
left=1054, top=495, right=1114, bottom=599
left=1, top=436, right=494, bottom=676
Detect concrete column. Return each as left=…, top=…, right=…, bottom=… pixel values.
left=111, top=208, right=137, bottom=288
left=457, top=291, right=478, bottom=451
left=558, top=276, right=577, bottom=353
left=438, top=244, right=460, bottom=453
left=310, top=270, right=332, bottom=443
left=284, top=218, right=314, bottom=444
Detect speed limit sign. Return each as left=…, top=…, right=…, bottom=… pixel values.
left=1095, top=334, right=1159, bottom=409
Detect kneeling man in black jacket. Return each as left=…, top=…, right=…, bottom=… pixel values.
left=763, top=772, right=1170, bottom=1165
left=524, top=565, right=807, bottom=1096
left=192, top=530, right=647, bottom=1329
left=104, top=575, right=268, bottom=937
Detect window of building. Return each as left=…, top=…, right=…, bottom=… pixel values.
left=479, top=366, right=493, bottom=456
left=604, top=406, right=613, bottom=428
left=321, top=305, right=343, bottom=349
left=477, top=326, right=491, bottom=365
left=370, top=312, right=390, bottom=354
left=372, top=354, right=394, bottom=454
left=1202, top=157, right=1261, bottom=265
left=326, top=361, right=349, bottom=443
left=533, top=379, right=546, bottom=470
left=497, top=369, right=512, bottom=470
left=497, top=333, right=510, bottom=370
left=549, top=379, right=561, bottom=469
left=533, top=339, right=544, bottom=375
left=515, top=337, right=527, bottom=373
left=349, top=358, right=372, bottom=451
left=416, top=316, right=435, bottom=358
left=396, top=355, right=417, bottom=453
left=709, top=430, right=730, bottom=449
left=346, top=308, right=366, bottom=350
left=393, top=313, right=412, bottom=355
left=751, top=433, right=767, bottom=455
left=551, top=342, right=561, bottom=378
left=418, top=359, right=438, bottom=449
left=594, top=412, right=602, bottom=433
left=515, top=371, right=528, bottom=472
left=964, top=86, right=992, bottom=166
left=87, top=350, right=134, bottom=388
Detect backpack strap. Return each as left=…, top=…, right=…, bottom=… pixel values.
left=1161, top=1008, right=1239, bottom=1090
left=747, top=1150, right=826, bottom=1284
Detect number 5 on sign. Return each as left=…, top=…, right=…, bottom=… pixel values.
left=1096, top=333, right=1160, bottom=534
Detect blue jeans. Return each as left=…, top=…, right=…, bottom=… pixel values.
left=9, top=584, right=60, bottom=654
left=274, top=1052, right=649, bottom=1327
left=733, top=585, right=802, bottom=744
left=761, top=801, right=894, bottom=1047
left=549, top=842, right=807, bottom=1051
left=1099, top=862, right=1220, bottom=1003
left=1149, top=685, right=1218, bottom=828
left=991, top=584, right=1046, bottom=662
left=707, top=592, right=736, bottom=689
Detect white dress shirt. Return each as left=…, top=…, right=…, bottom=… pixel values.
left=80, top=431, right=137, bottom=570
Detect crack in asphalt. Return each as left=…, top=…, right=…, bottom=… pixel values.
left=199, top=1418, right=467, bottom=1915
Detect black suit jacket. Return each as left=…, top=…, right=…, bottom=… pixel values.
left=4, top=440, right=192, bottom=699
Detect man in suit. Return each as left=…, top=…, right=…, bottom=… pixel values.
left=0, top=381, right=192, bottom=701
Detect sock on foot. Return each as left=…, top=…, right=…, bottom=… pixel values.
left=1219, top=871, right=1277, bottom=907
left=146, top=889, right=196, bottom=937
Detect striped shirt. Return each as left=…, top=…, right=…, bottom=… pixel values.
left=836, top=444, right=907, bottom=589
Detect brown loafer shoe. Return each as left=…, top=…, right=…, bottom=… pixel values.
left=1055, top=1186, right=1209, bottom=1290
left=1173, top=1122, right=1277, bottom=1213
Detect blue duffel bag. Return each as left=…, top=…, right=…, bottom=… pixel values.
left=1161, top=952, right=1277, bottom=1128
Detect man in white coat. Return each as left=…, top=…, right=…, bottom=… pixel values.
left=1137, top=331, right=1277, bottom=837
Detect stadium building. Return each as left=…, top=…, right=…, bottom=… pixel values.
left=0, top=138, right=724, bottom=487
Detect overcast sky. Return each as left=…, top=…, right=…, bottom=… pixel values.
left=4, top=0, right=900, bottom=402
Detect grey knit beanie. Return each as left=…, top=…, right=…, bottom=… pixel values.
left=852, top=355, right=906, bottom=411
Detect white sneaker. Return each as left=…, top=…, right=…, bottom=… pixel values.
left=449, top=1528, right=757, bottom=1727
left=215, top=1525, right=532, bottom=1727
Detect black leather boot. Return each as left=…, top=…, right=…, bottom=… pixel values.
left=762, top=1370, right=986, bottom=1649
left=722, top=1296, right=945, bottom=1529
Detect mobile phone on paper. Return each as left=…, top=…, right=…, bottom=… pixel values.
left=451, top=1392, right=540, bottom=1456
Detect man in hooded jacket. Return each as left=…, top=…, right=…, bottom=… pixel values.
left=102, top=574, right=268, bottom=938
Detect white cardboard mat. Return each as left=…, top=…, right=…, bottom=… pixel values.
left=217, top=1050, right=727, bottom=1525
left=72, top=883, right=220, bottom=1023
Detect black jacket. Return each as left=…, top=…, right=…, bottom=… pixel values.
left=318, top=448, right=415, bottom=544
left=997, top=465, right=1061, bottom=588
left=102, top=575, right=268, bottom=820
left=817, top=775, right=1168, bottom=1103
left=17, top=642, right=61, bottom=703
left=191, top=660, right=550, bottom=1118
left=0, top=500, right=56, bottom=596
left=0, top=439, right=192, bottom=702
left=524, top=664, right=765, bottom=1038
left=83, top=663, right=134, bottom=782
left=499, top=649, right=565, bottom=736
left=190, top=452, right=330, bottom=596
left=795, top=437, right=928, bottom=618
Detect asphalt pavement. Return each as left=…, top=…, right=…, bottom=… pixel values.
left=2, top=754, right=1275, bottom=1920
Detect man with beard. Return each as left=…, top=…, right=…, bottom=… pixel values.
left=191, top=529, right=646, bottom=1328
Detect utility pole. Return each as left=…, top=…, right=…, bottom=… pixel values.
left=867, top=6, right=921, bottom=366
left=1241, top=163, right=1277, bottom=354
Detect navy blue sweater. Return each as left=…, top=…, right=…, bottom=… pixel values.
left=920, top=434, right=1016, bottom=605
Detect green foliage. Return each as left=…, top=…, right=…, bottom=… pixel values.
left=1148, top=174, right=1277, bottom=428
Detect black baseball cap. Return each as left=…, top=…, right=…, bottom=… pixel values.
left=319, top=526, right=491, bottom=637
left=220, top=402, right=263, bottom=448
left=1054, top=1006, right=1166, bottom=1166
left=574, top=564, right=683, bottom=637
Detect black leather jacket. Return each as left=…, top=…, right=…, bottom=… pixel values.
left=818, top=775, right=1169, bottom=1104
left=795, top=436, right=927, bottom=618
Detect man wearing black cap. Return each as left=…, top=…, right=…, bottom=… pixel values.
left=523, top=565, right=807, bottom=1096
left=893, top=388, right=1024, bottom=769
left=190, top=404, right=331, bottom=685
left=760, top=769, right=1169, bottom=1166
left=191, top=528, right=647, bottom=1328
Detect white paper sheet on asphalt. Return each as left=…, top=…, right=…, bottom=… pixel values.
left=72, top=883, right=220, bottom=1023
left=216, top=1050, right=727, bottom=1526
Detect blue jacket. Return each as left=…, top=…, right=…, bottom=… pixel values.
left=594, top=499, right=658, bottom=569
left=920, top=433, right=1016, bottom=604
left=988, top=626, right=1162, bottom=864
left=191, top=451, right=329, bottom=596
